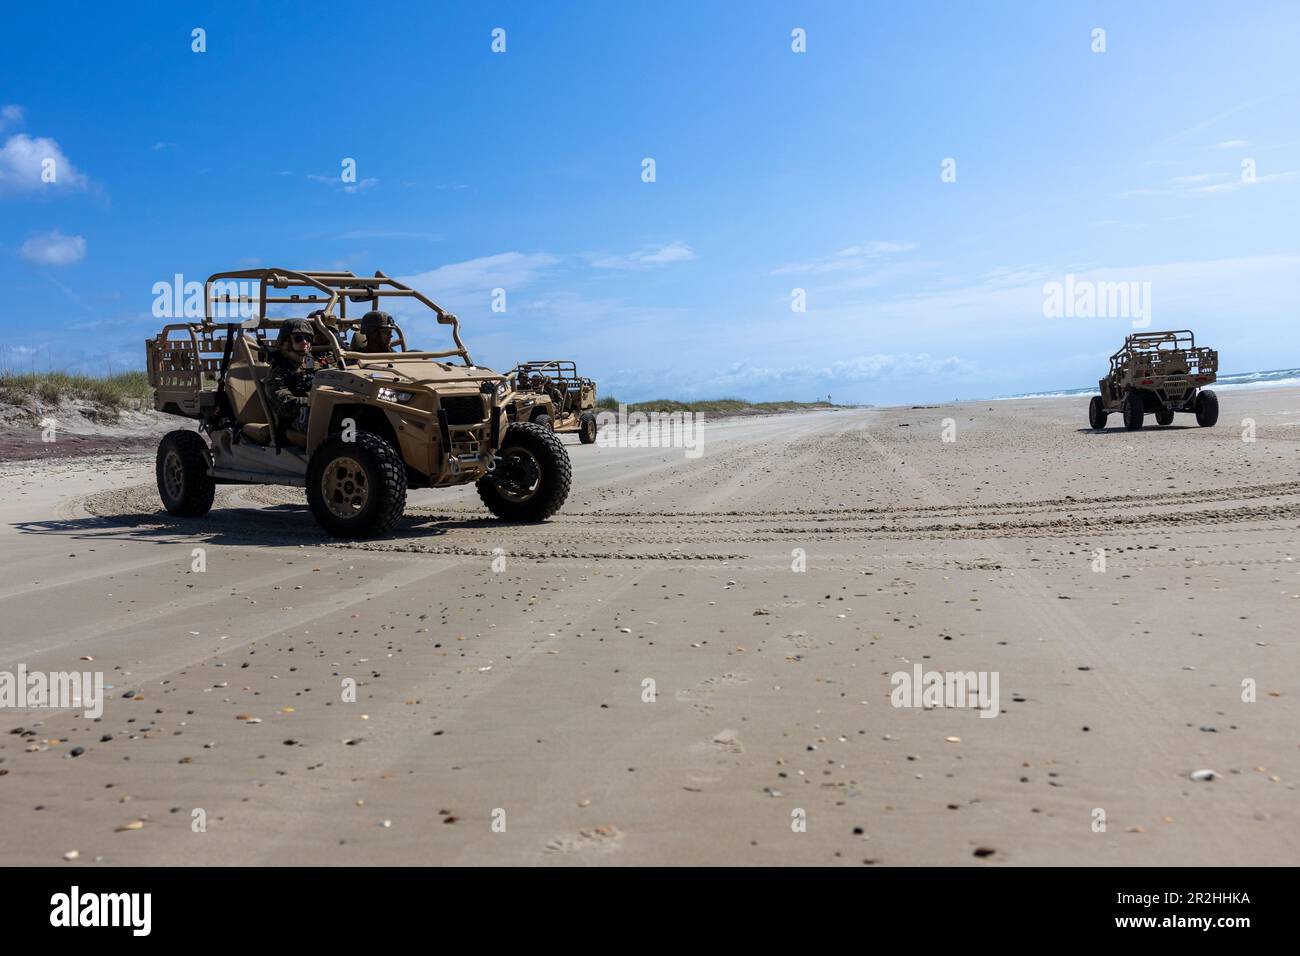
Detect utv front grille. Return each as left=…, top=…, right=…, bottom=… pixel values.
left=441, top=395, right=486, bottom=425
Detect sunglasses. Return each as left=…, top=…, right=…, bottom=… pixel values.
left=291, top=333, right=313, bottom=343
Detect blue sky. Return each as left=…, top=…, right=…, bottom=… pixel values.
left=2, top=0, right=1297, bottom=403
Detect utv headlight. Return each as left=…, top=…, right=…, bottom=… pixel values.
left=377, top=386, right=414, bottom=404
left=496, top=382, right=508, bottom=400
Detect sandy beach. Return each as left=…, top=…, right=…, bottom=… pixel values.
left=1, top=389, right=1297, bottom=866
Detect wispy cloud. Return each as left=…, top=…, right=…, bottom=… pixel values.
left=20, top=229, right=86, bottom=266
left=813, top=253, right=1300, bottom=347
left=1125, top=167, right=1299, bottom=197
left=1162, top=95, right=1270, bottom=146
left=1191, top=169, right=1300, bottom=193
left=331, top=229, right=442, bottom=241
left=772, top=240, right=917, bottom=275
left=1213, top=139, right=1249, bottom=149
left=399, top=252, right=560, bottom=300
left=588, top=240, right=695, bottom=269
left=306, top=173, right=379, bottom=194
left=980, top=265, right=1054, bottom=288
left=606, top=353, right=967, bottom=400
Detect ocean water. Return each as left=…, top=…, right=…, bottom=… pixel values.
left=995, top=368, right=1300, bottom=400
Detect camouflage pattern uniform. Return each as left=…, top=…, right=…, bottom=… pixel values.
left=266, top=318, right=330, bottom=430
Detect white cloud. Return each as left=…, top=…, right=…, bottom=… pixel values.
left=20, top=229, right=86, bottom=266
left=307, top=173, right=379, bottom=193
left=589, top=240, right=695, bottom=269
left=838, top=240, right=918, bottom=256
left=772, top=240, right=917, bottom=275
left=1125, top=168, right=1299, bottom=197
left=822, top=353, right=966, bottom=381
left=1163, top=96, right=1267, bottom=146
left=0, top=132, right=89, bottom=195
left=0, top=104, right=23, bottom=131
left=1213, top=139, right=1249, bottom=149
left=980, top=265, right=1054, bottom=288
left=1190, top=170, right=1300, bottom=193
left=604, top=352, right=967, bottom=400
left=821, top=253, right=1300, bottom=346
left=399, top=252, right=560, bottom=301
left=332, top=228, right=441, bottom=241
left=640, top=240, right=694, bottom=265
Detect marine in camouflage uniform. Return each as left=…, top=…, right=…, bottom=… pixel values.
left=266, top=318, right=332, bottom=432
left=349, top=310, right=396, bottom=353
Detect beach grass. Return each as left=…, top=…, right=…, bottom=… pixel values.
left=0, top=371, right=152, bottom=411
left=596, top=396, right=835, bottom=414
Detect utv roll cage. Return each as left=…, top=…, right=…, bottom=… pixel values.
left=509, top=360, right=594, bottom=390
left=147, top=268, right=486, bottom=423
left=1107, top=330, right=1217, bottom=378
left=153, top=268, right=472, bottom=369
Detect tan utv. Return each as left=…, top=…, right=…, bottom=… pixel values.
left=1089, top=329, right=1219, bottom=431
left=507, top=360, right=599, bottom=444
left=146, top=268, right=571, bottom=537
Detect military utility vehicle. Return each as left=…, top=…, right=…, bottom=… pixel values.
left=1089, top=330, right=1219, bottom=431
left=508, top=360, right=599, bottom=444
left=147, top=269, right=571, bottom=536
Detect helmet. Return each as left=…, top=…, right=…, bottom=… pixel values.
left=275, top=318, right=314, bottom=342
left=275, top=318, right=315, bottom=354
left=359, top=310, right=395, bottom=334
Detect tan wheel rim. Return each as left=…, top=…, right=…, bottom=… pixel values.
left=321, top=456, right=369, bottom=518
left=163, top=450, right=185, bottom=500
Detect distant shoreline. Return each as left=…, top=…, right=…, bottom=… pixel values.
left=989, top=367, right=1300, bottom=401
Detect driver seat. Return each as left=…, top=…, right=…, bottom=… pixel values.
left=224, top=335, right=274, bottom=444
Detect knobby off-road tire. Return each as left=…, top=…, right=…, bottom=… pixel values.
left=157, top=430, right=216, bottom=517
left=579, top=411, right=598, bottom=444
left=532, top=412, right=553, bottom=431
left=1122, top=391, right=1145, bottom=431
left=1088, top=396, right=1108, bottom=430
left=477, top=421, right=571, bottom=522
left=1195, top=389, right=1220, bottom=427
left=1155, top=407, right=1175, bottom=427
left=306, top=431, right=407, bottom=538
